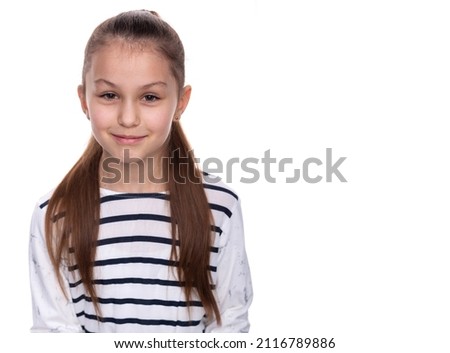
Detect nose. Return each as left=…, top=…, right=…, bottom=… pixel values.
left=118, top=101, right=140, bottom=127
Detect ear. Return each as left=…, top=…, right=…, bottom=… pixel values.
left=77, top=85, right=89, bottom=117
left=174, top=85, right=192, bottom=121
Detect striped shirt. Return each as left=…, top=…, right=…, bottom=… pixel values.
left=29, top=178, right=252, bottom=333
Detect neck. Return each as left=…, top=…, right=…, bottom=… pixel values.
left=99, top=152, right=169, bottom=193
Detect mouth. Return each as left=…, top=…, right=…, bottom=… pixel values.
left=111, top=134, right=147, bottom=145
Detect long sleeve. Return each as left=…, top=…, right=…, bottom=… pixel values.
left=29, top=203, right=82, bottom=333
left=205, top=200, right=253, bottom=333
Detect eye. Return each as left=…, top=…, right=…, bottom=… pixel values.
left=100, top=92, right=118, bottom=100
left=143, top=94, right=159, bottom=102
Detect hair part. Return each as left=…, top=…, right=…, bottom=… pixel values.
left=45, top=10, right=221, bottom=325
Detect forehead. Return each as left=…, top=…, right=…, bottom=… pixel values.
left=86, top=40, right=176, bottom=86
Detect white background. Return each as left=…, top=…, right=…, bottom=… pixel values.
left=0, top=0, right=449, bottom=351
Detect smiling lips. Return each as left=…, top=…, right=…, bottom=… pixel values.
left=112, top=134, right=147, bottom=145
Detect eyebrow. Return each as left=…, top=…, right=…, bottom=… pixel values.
left=94, top=79, right=167, bottom=89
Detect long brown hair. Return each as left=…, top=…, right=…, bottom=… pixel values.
left=45, top=10, right=221, bottom=324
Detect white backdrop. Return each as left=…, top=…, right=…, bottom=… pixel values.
left=1, top=0, right=449, bottom=352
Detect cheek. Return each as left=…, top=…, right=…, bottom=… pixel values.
left=142, top=108, right=175, bottom=134
left=88, top=105, right=116, bottom=130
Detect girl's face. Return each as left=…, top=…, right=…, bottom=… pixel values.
left=78, top=40, right=190, bottom=166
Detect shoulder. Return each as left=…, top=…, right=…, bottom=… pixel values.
left=30, top=189, right=55, bottom=236
left=30, top=188, right=57, bottom=230
left=202, top=173, right=240, bottom=209
left=202, top=173, right=243, bottom=232
left=35, top=189, right=55, bottom=210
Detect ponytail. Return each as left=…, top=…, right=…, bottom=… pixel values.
left=45, top=137, right=102, bottom=315
left=169, top=122, right=221, bottom=324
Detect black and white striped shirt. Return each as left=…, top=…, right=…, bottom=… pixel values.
left=29, top=178, right=252, bottom=333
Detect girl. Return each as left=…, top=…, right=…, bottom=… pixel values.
left=29, top=10, right=252, bottom=333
